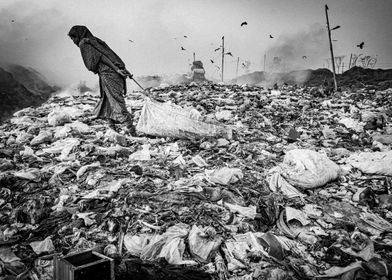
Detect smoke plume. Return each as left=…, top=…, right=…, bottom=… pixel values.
left=0, top=2, right=73, bottom=86
left=265, top=23, right=329, bottom=83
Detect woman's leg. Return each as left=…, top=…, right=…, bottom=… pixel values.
left=124, top=114, right=136, bottom=136
left=107, top=118, right=117, bottom=131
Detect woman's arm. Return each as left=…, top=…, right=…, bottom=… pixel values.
left=100, top=55, right=131, bottom=78
left=100, top=55, right=119, bottom=72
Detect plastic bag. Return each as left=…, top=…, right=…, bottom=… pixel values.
left=76, top=161, right=100, bottom=179
left=14, top=168, right=41, bottom=182
left=105, top=129, right=127, bottom=146
left=268, top=173, right=304, bottom=198
left=339, top=117, right=364, bottom=132
left=206, top=167, right=243, bottom=185
left=124, top=234, right=153, bottom=256
left=15, top=131, right=33, bottom=145
left=20, top=145, right=35, bottom=158
left=129, top=144, right=151, bottom=161
left=140, top=223, right=196, bottom=265
left=224, top=202, right=257, bottom=219
left=42, top=138, right=80, bottom=161
left=47, top=110, right=71, bottom=126
left=31, top=130, right=53, bottom=146
left=271, top=149, right=341, bottom=189
left=136, top=98, right=232, bottom=139
left=188, top=225, right=222, bottom=262
left=30, top=237, right=55, bottom=254
left=215, top=110, right=232, bottom=121
left=0, top=246, right=21, bottom=262
left=68, top=121, right=91, bottom=134
left=346, top=151, right=392, bottom=176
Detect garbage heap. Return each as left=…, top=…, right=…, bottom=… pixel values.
left=1, top=82, right=392, bottom=280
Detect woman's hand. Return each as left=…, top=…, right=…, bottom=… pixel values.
left=117, top=69, right=133, bottom=79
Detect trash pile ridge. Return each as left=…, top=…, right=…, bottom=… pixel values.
left=1, top=82, right=392, bottom=279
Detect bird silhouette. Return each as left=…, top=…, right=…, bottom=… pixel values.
left=181, top=46, right=186, bottom=51
left=357, top=42, right=364, bottom=49
left=11, top=20, right=15, bottom=23
left=184, top=35, right=188, bottom=38
left=214, top=47, right=221, bottom=52
left=302, top=56, right=307, bottom=59
left=210, top=59, right=214, bottom=63
left=242, top=63, right=246, bottom=67
left=331, top=25, right=341, bottom=31
left=225, top=52, right=233, bottom=57
left=241, top=21, right=247, bottom=27
left=269, top=34, right=274, bottom=38
left=128, top=39, right=134, bottom=43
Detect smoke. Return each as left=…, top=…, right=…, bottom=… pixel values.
left=0, top=2, right=76, bottom=86
left=265, top=23, right=329, bottom=84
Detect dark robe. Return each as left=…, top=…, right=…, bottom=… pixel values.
left=68, top=25, right=132, bottom=123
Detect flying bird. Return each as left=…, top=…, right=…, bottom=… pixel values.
left=214, top=47, right=221, bottom=52
left=241, top=21, right=248, bottom=27
left=357, top=42, right=364, bottom=49
left=181, top=46, right=186, bottom=51
left=269, top=34, right=274, bottom=38
left=210, top=59, right=214, bottom=63
left=225, top=52, right=233, bottom=57
left=128, top=39, right=134, bottom=43
left=242, top=63, right=246, bottom=67
left=184, top=35, right=188, bottom=38
left=331, top=25, right=341, bottom=31
left=302, top=56, right=307, bottom=59
left=11, top=20, right=15, bottom=22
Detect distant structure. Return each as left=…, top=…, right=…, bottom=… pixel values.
left=348, top=54, right=377, bottom=69
left=190, top=60, right=206, bottom=81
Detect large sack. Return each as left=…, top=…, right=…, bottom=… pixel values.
left=346, top=151, right=392, bottom=176
left=271, top=149, right=341, bottom=189
left=136, top=98, right=232, bottom=139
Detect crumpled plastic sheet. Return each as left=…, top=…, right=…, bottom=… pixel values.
left=346, top=151, right=392, bottom=176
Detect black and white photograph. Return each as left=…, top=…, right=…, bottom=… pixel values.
left=0, top=0, right=392, bottom=279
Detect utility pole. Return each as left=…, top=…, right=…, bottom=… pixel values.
left=221, top=36, right=225, bottom=82
left=193, top=52, right=195, bottom=62
left=325, top=5, right=338, bottom=91
left=236, top=57, right=239, bottom=77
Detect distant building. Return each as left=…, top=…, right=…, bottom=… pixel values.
left=190, top=60, right=206, bottom=81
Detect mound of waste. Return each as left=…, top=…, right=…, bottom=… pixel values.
left=232, top=67, right=392, bottom=91
left=0, top=64, right=58, bottom=123
left=1, top=82, right=392, bottom=279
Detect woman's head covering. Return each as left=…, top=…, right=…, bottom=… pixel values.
left=68, top=25, right=94, bottom=45
left=68, top=25, right=125, bottom=69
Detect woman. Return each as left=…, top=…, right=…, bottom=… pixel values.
left=68, top=25, right=136, bottom=136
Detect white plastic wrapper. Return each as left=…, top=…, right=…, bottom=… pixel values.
left=136, top=98, right=232, bottom=139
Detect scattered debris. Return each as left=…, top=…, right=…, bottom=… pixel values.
left=1, top=81, right=392, bottom=279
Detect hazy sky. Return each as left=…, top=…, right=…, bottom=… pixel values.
left=0, top=0, right=391, bottom=86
